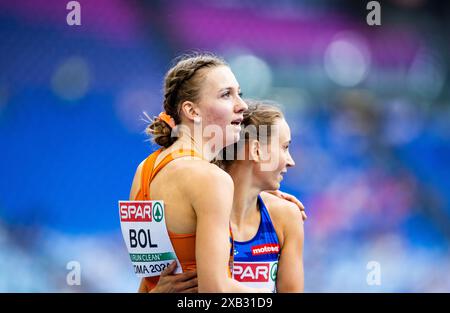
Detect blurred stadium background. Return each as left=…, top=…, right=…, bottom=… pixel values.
left=0, top=0, right=449, bottom=292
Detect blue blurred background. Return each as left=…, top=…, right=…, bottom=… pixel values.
left=1, top=0, right=449, bottom=292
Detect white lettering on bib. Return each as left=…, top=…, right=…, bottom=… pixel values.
left=232, top=261, right=278, bottom=292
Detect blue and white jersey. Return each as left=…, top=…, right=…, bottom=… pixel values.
left=232, top=195, right=280, bottom=292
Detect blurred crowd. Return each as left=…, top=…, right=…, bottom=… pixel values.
left=0, top=0, right=449, bottom=292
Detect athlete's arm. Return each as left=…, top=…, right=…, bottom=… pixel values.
left=190, top=164, right=270, bottom=293
left=274, top=201, right=304, bottom=292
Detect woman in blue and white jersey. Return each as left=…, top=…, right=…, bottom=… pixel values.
left=220, top=100, right=304, bottom=292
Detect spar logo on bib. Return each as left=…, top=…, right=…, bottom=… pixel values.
left=270, top=262, right=278, bottom=281
left=152, top=201, right=163, bottom=222
left=119, top=201, right=164, bottom=222
left=120, top=202, right=152, bottom=222
left=233, top=263, right=270, bottom=282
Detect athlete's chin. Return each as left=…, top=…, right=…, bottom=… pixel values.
left=223, top=135, right=239, bottom=148
left=264, top=181, right=280, bottom=191
left=225, top=132, right=240, bottom=146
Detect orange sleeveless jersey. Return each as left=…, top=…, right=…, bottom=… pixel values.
left=133, top=148, right=234, bottom=291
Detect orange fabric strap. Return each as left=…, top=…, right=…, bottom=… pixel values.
left=137, top=148, right=204, bottom=200
left=150, top=149, right=204, bottom=182
left=136, top=148, right=163, bottom=200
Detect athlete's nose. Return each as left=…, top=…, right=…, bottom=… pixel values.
left=286, top=151, right=295, bottom=168
left=235, top=95, right=248, bottom=114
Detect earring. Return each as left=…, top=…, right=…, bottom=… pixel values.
left=194, top=116, right=201, bottom=124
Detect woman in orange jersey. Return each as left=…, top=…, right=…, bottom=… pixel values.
left=145, top=100, right=306, bottom=293
left=129, top=53, right=270, bottom=292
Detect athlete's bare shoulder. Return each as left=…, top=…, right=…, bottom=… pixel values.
left=260, top=192, right=303, bottom=242
left=261, top=192, right=301, bottom=212
left=260, top=192, right=299, bottom=217
left=154, top=157, right=231, bottom=196
left=160, top=159, right=234, bottom=217
left=164, top=158, right=231, bottom=182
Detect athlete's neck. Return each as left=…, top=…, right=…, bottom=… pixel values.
left=171, top=127, right=221, bottom=162
left=227, top=162, right=261, bottom=228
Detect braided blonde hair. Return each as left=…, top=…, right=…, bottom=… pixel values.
left=147, top=53, right=228, bottom=147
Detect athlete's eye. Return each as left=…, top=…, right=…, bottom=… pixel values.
left=222, top=91, right=231, bottom=98
left=238, top=91, right=243, bottom=97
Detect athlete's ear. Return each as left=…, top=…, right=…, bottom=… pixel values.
left=180, top=100, right=201, bottom=122
left=249, top=139, right=261, bottom=162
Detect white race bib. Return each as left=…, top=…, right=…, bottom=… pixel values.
left=119, top=200, right=182, bottom=277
